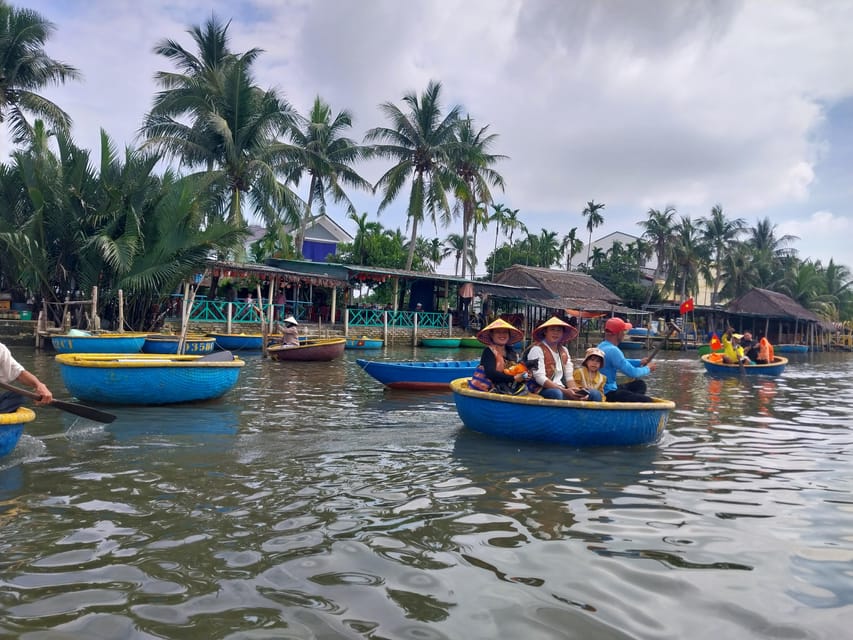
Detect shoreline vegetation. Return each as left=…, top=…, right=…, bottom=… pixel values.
left=0, top=3, right=850, bottom=335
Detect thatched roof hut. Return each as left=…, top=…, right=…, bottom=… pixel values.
left=489, top=265, right=634, bottom=314
left=726, top=287, right=827, bottom=346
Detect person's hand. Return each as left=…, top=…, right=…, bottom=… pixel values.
left=33, top=381, right=53, bottom=404
left=647, top=361, right=657, bottom=372
left=564, top=388, right=587, bottom=400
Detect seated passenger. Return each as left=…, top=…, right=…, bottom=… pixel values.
left=573, top=347, right=606, bottom=402
left=278, top=315, right=300, bottom=347
left=468, top=318, right=525, bottom=394
left=525, top=317, right=586, bottom=400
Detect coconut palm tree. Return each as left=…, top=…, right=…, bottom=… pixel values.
left=665, top=216, right=710, bottom=301
left=141, top=15, right=300, bottom=227
left=560, top=227, right=583, bottom=271
left=746, top=217, right=799, bottom=287
left=638, top=206, right=676, bottom=304
left=285, top=96, right=372, bottom=257
left=699, top=204, right=745, bottom=305
left=0, top=2, right=80, bottom=145
left=365, top=80, right=461, bottom=271
left=444, top=232, right=474, bottom=276
left=449, top=115, right=505, bottom=278
left=581, top=200, right=605, bottom=266
left=503, top=207, right=526, bottom=266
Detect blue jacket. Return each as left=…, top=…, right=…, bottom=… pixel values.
left=597, top=340, right=651, bottom=393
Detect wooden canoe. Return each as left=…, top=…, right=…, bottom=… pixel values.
left=268, top=337, right=346, bottom=362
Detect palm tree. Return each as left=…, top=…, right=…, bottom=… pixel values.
left=746, top=217, right=799, bottom=287
left=699, top=204, right=745, bottom=304
left=365, top=80, right=461, bottom=271
left=444, top=232, right=474, bottom=276
left=141, top=15, right=300, bottom=227
left=638, top=206, right=676, bottom=304
left=536, top=229, right=562, bottom=268
left=449, top=115, right=505, bottom=278
left=665, top=216, right=710, bottom=301
left=582, top=200, right=605, bottom=266
left=503, top=207, right=526, bottom=266
left=0, top=2, right=80, bottom=145
left=285, top=96, right=372, bottom=257
left=560, top=227, right=583, bottom=271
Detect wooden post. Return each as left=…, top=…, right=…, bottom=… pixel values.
left=383, top=311, right=388, bottom=344
left=117, top=290, right=125, bottom=333
left=330, top=287, right=337, bottom=326
left=413, top=311, right=419, bottom=347
left=91, top=286, right=99, bottom=331
left=177, top=281, right=196, bottom=355
left=226, top=303, right=233, bottom=333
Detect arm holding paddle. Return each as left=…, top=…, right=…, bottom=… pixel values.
left=0, top=341, right=53, bottom=404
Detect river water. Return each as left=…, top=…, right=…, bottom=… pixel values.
left=1, top=346, right=852, bottom=639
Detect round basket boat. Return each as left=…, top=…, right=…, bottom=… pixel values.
left=0, top=407, right=37, bottom=458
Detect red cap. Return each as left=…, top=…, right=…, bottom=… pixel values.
left=604, top=317, right=632, bottom=334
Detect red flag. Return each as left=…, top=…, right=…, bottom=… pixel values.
left=679, top=297, right=694, bottom=315
left=709, top=333, right=721, bottom=350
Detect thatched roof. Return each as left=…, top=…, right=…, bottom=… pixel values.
left=487, top=265, right=639, bottom=313
left=727, top=288, right=822, bottom=322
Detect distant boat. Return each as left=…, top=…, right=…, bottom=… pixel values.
left=143, top=335, right=216, bottom=355
left=420, top=337, right=461, bottom=348
left=345, top=336, right=384, bottom=350
left=459, top=337, right=483, bottom=348
left=0, top=407, right=36, bottom=458
left=619, top=340, right=645, bottom=350
left=268, top=337, right=346, bottom=362
left=700, top=353, right=788, bottom=376
left=208, top=332, right=264, bottom=351
left=51, top=332, right=146, bottom=354
left=56, top=352, right=244, bottom=405
left=357, top=358, right=480, bottom=390
left=774, top=344, right=809, bottom=354
left=450, top=378, right=675, bottom=446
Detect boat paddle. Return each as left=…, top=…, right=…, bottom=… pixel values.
left=0, top=380, right=117, bottom=424
left=645, top=324, right=682, bottom=364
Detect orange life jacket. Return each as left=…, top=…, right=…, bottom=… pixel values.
left=468, top=346, right=511, bottom=391
left=758, top=337, right=774, bottom=362
left=525, top=342, right=569, bottom=394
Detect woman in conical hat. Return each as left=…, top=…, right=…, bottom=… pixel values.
left=468, top=318, right=526, bottom=393
left=531, top=316, right=579, bottom=345
left=279, top=315, right=300, bottom=347
left=526, top=316, right=585, bottom=400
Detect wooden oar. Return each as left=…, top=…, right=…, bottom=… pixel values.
left=0, top=380, right=116, bottom=424
left=646, top=324, right=682, bottom=364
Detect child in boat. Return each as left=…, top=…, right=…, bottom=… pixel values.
left=573, top=347, right=606, bottom=402
left=755, top=334, right=775, bottom=364
left=468, top=318, right=526, bottom=394
left=278, top=315, right=300, bottom=347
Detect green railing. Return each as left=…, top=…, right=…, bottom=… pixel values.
left=346, top=308, right=449, bottom=330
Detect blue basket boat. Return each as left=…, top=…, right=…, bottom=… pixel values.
left=345, top=336, right=384, bottom=350
left=357, top=358, right=480, bottom=390
left=0, top=407, right=36, bottom=457
left=143, top=335, right=216, bottom=355
left=420, top=337, right=462, bottom=348
left=700, top=354, right=788, bottom=376
left=774, top=344, right=809, bottom=354
left=450, top=378, right=675, bottom=446
left=56, top=353, right=244, bottom=405
left=51, top=332, right=146, bottom=354
left=208, top=332, right=265, bottom=351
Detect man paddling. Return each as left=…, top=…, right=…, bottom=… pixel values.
left=597, top=317, right=657, bottom=402
left=0, top=341, right=54, bottom=412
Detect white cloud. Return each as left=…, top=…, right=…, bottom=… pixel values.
left=14, top=0, right=853, bottom=272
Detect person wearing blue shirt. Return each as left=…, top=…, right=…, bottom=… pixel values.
left=597, top=317, right=657, bottom=402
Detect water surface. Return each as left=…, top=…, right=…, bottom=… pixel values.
left=1, top=346, right=851, bottom=638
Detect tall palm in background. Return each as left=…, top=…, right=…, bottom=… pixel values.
left=444, top=232, right=474, bottom=276
left=666, top=216, right=710, bottom=301
left=449, top=115, right=505, bottom=278
left=365, top=80, right=461, bottom=271
left=746, top=217, right=799, bottom=287
left=0, top=2, right=80, bottom=145
left=503, top=207, right=526, bottom=267
left=561, top=227, right=583, bottom=271
left=582, top=200, right=605, bottom=267
left=285, top=96, right=372, bottom=257
left=699, top=204, right=745, bottom=304
left=639, top=206, right=676, bottom=304
left=141, top=15, right=299, bottom=227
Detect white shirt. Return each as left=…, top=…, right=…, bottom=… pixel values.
left=0, top=342, right=24, bottom=384
left=527, top=343, right=572, bottom=387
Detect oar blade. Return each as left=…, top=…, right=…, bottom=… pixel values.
left=51, top=399, right=117, bottom=424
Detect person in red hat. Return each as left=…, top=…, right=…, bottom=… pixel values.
left=597, top=316, right=656, bottom=402
left=525, top=316, right=586, bottom=400
left=468, top=318, right=526, bottom=393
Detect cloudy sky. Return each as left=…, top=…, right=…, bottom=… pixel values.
left=16, top=0, right=853, bottom=274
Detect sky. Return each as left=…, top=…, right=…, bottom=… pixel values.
left=13, top=0, right=853, bottom=275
